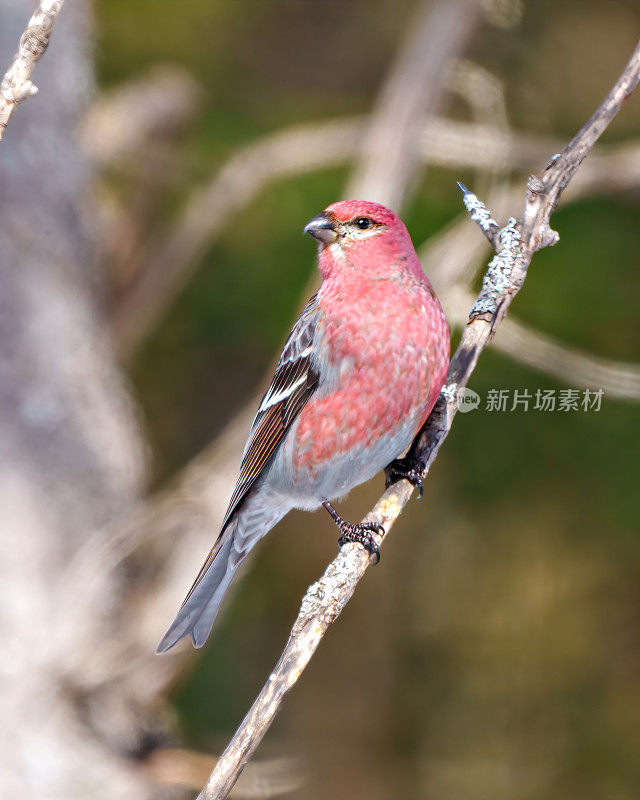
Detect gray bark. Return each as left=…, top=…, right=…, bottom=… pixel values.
left=0, top=2, right=157, bottom=797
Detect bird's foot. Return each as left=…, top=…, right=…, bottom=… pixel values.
left=384, top=455, right=424, bottom=498
left=337, top=521, right=383, bottom=565
left=322, top=501, right=383, bottom=565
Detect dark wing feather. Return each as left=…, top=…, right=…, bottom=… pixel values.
left=220, top=293, right=320, bottom=530
left=176, top=294, right=320, bottom=611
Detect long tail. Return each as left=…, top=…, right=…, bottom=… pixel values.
left=157, top=490, right=289, bottom=652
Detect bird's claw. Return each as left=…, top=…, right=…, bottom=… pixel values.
left=337, top=521, right=384, bottom=565
left=384, top=456, right=424, bottom=498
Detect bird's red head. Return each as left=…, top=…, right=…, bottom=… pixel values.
left=304, top=200, right=420, bottom=280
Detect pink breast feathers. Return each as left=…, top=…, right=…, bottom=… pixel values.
left=293, top=276, right=449, bottom=472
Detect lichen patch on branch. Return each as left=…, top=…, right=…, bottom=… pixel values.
left=0, top=0, right=64, bottom=140
left=458, top=181, right=500, bottom=236
left=470, top=216, right=520, bottom=320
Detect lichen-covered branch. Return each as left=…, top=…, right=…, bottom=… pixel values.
left=0, top=0, right=64, bottom=140
left=196, top=38, right=640, bottom=800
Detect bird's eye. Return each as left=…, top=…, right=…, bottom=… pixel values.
left=355, top=217, right=371, bottom=229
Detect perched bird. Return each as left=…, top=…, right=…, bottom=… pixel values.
left=157, top=200, right=450, bottom=653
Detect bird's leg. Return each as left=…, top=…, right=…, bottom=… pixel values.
left=322, top=500, right=383, bottom=565
left=384, top=455, right=425, bottom=498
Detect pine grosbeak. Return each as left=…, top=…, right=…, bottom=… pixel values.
left=158, top=200, right=450, bottom=652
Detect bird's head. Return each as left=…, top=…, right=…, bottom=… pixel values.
left=303, top=200, right=417, bottom=278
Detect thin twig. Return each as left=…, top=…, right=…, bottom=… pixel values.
left=456, top=181, right=502, bottom=249
left=196, top=39, right=640, bottom=800
left=0, top=0, right=64, bottom=140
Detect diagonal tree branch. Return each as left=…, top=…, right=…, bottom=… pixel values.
left=0, top=0, right=64, bottom=140
left=196, top=38, right=640, bottom=800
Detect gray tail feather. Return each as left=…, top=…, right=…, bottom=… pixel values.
left=156, top=527, right=239, bottom=653
left=156, top=491, right=290, bottom=653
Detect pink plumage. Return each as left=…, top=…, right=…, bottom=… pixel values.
left=294, top=201, right=448, bottom=476
left=158, top=200, right=450, bottom=653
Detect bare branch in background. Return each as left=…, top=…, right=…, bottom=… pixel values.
left=346, top=0, right=482, bottom=208
left=110, top=117, right=359, bottom=354
left=0, top=0, right=64, bottom=139
left=144, top=748, right=300, bottom=798
left=449, top=60, right=509, bottom=131
left=494, top=314, right=640, bottom=400
left=481, top=0, right=523, bottom=30
left=111, top=106, right=640, bottom=357
left=112, top=0, right=483, bottom=355
left=195, top=39, right=640, bottom=800
left=445, top=285, right=640, bottom=400
left=447, top=60, right=510, bottom=197
left=82, top=66, right=202, bottom=294
left=80, top=64, right=201, bottom=165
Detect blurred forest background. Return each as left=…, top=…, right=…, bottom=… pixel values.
left=2, top=1, right=640, bottom=799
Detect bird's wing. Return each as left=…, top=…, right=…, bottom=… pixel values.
left=165, top=294, right=321, bottom=634
left=221, top=292, right=320, bottom=531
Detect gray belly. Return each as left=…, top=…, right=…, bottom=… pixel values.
left=265, top=410, right=420, bottom=511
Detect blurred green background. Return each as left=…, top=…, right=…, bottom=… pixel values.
left=96, top=2, right=640, bottom=798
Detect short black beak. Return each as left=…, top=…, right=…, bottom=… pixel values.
left=303, top=212, right=337, bottom=244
